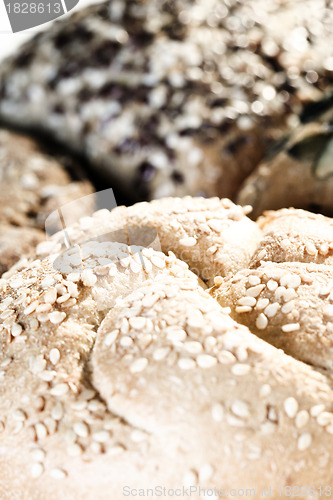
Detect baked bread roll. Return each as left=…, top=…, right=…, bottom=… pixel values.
left=211, top=261, right=333, bottom=370
left=0, top=0, right=331, bottom=201
left=0, top=225, right=44, bottom=277
left=250, top=208, right=333, bottom=267
left=0, top=129, right=93, bottom=276
left=2, top=204, right=333, bottom=498
left=37, top=196, right=261, bottom=285
left=211, top=205, right=333, bottom=370
left=237, top=93, right=333, bottom=217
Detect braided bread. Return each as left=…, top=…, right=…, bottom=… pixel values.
left=1, top=197, right=333, bottom=499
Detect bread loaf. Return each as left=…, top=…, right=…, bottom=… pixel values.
left=1, top=0, right=331, bottom=201
left=0, top=129, right=94, bottom=276
left=250, top=208, right=333, bottom=267
left=1, top=197, right=333, bottom=498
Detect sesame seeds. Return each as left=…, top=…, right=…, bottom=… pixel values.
left=297, top=432, right=312, bottom=451
left=10, top=277, right=24, bottom=289
left=73, top=422, right=89, bottom=438
left=104, top=330, right=119, bottom=347
left=0, top=357, right=12, bottom=368
left=12, top=409, right=27, bottom=422
left=267, top=279, right=278, bottom=292
left=142, top=293, right=160, bottom=308
left=256, top=313, right=268, bottom=330
left=35, top=423, right=48, bottom=440
left=246, top=284, right=265, bottom=297
left=79, top=389, right=95, bottom=401
left=11, top=323, right=23, bottom=337
left=31, top=463, right=44, bottom=478
left=284, top=397, right=299, bottom=418
left=238, top=296, right=256, bottom=307
left=67, top=443, right=83, bottom=457
left=57, top=293, right=71, bottom=304
left=50, top=468, right=67, bottom=480
left=207, top=245, right=218, bottom=256
left=43, top=287, right=57, bottom=304
left=283, top=289, right=297, bottom=302
left=323, top=304, right=333, bottom=319
left=129, top=260, right=142, bottom=274
left=183, top=471, right=198, bottom=487
left=259, top=384, right=271, bottom=398
left=295, top=410, right=309, bottom=429
left=256, top=298, right=269, bottom=310
left=50, top=383, right=69, bottom=396
left=130, top=430, right=147, bottom=443
left=231, top=363, right=251, bottom=376
left=81, top=269, right=97, bottom=287
left=281, top=323, right=300, bottom=333
left=310, top=404, right=326, bottom=417
left=235, top=306, right=252, bottom=313
left=36, top=304, right=52, bottom=314
left=92, top=430, right=110, bottom=443
left=183, top=341, right=203, bottom=355
left=179, top=236, right=197, bottom=247
left=274, top=286, right=287, bottom=301
left=119, top=336, right=133, bottom=347
left=31, top=448, right=46, bottom=462
left=30, top=355, right=47, bottom=374
left=166, top=328, right=187, bottom=344
left=44, top=417, right=57, bottom=435
left=24, top=301, right=38, bottom=315
left=41, top=277, right=56, bottom=288
left=196, top=354, right=217, bottom=368
left=231, top=400, right=250, bottom=419
left=198, top=464, right=214, bottom=482
left=128, top=317, right=146, bottom=330
left=212, top=403, right=224, bottom=422
left=130, top=358, right=148, bottom=373
left=51, top=403, right=63, bottom=421
left=319, top=243, right=329, bottom=256
left=248, top=275, right=261, bottom=286
left=48, top=311, right=66, bottom=324
left=280, top=274, right=301, bottom=289
left=178, top=357, right=196, bottom=370
left=264, top=302, right=280, bottom=318
left=305, top=243, right=317, bottom=256
left=316, top=412, right=333, bottom=427
left=153, top=347, right=170, bottom=361
left=281, top=302, right=295, bottom=314
left=207, top=219, right=224, bottom=232
left=49, top=348, right=60, bottom=365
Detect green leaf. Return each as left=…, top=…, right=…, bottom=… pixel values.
left=300, top=94, right=333, bottom=124
left=314, top=137, right=333, bottom=179
left=287, top=133, right=332, bottom=162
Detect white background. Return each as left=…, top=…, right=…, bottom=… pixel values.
left=0, top=0, right=99, bottom=62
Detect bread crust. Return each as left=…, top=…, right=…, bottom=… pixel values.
left=37, top=196, right=261, bottom=286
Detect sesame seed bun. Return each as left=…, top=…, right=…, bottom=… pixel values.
left=1, top=200, right=333, bottom=497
